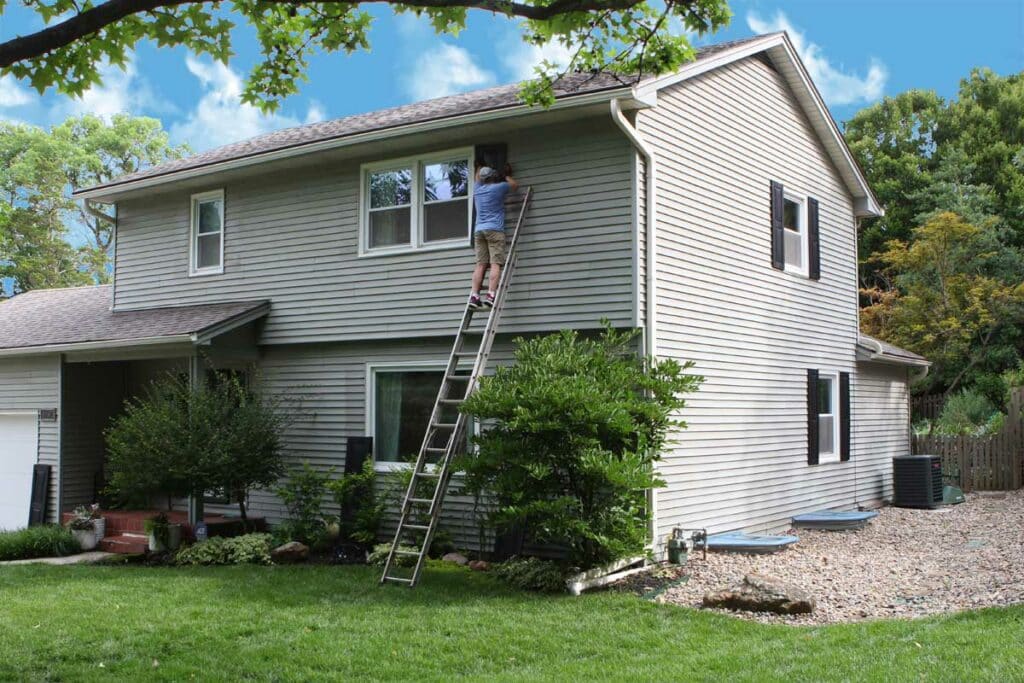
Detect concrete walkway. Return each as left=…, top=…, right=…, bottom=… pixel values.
left=0, top=551, right=115, bottom=566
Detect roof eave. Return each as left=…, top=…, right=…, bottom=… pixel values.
left=0, top=333, right=196, bottom=359
left=74, top=87, right=638, bottom=203
left=856, top=338, right=930, bottom=367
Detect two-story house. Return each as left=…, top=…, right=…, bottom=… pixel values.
left=0, top=32, right=927, bottom=552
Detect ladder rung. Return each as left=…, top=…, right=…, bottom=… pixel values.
left=403, top=524, right=431, bottom=532
left=438, top=399, right=463, bottom=405
left=408, top=498, right=434, bottom=505
left=383, top=576, right=413, bottom=584
left=413, top=471, right=440, bottom=479
left=446, top=374, right=471, bottom=381
left=453, top=351, right=478, bottom=357
left=432, top=423, right=457, bottom=430
left=425, top=447, right=446, bottom=453
left=394, top=549, right=422, bottom=556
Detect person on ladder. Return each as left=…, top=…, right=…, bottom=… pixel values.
left=469, top=163, right=519, bottom=310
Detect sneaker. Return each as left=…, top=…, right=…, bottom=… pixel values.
left=468, top=294, right=482, bottom=310
left=483, top=292, right=496, bottom=308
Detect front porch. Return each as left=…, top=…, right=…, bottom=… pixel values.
left=59, top=509, right=265, bottom=553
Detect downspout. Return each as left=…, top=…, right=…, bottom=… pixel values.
left=81, top=199, right=114, bottom=225
left=611, top=98, right=661, bottom=556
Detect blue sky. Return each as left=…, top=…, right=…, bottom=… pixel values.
left=1, top=0, right=1022, bottom=152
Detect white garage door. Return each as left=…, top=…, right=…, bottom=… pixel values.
left=0, top=414, right=38, bottom=531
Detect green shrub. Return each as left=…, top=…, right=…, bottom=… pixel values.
left=175, top=533, right=273, bottom=566
left=456, top=324, right=702, bottom=570
left=0, top=526, right=80, bottom=561
left=274, top=463, right=332, bottom=546
left=494, top=557, right=569, bottom=593
left=368, top=543, right=418, bottom=567
left=327, top=459, right=385, bottom=546
left=935, top=389, right=999, bottom=435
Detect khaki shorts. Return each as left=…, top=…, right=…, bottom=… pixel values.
left=474, top=230, right=507, bottom=265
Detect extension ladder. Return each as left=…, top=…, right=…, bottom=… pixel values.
left=380, top=187, right=533, bottom=587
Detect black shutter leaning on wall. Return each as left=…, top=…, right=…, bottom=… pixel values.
left=808, top=197, right=821, bottom=280
left=839, top=372, right=851, bottom=462
left=770, top=180, right=785, bottom=270
left=807, top=369, right=820, bottom=466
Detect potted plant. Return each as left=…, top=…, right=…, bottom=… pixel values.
left=67, top=506, right=98, bottom=551
left=143, top=513, right=182, bottom=552
left=88, top=504, right=106, bottom=541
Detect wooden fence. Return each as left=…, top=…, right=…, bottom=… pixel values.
left=911, top=394, right=945, bottom=422
left=911, top=389, right=1024, bottom=492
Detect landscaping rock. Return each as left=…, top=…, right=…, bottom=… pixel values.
left=703, top=574, right=815, bottom=615
left=271, top=541, right=309, bottom=563
left=468, top=560, right=491, bottom=572
left=442, top=552, right=469, bottom=566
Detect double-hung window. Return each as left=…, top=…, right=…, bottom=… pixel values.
left=816, top=371, right=840, bottom=463
left=782, top=194, right=807, bottom=275
left=190, top=190, right=224, bottom=276
left=362, top=149, right=473, bottom=254
left=770, top=180, right=820, bottom=280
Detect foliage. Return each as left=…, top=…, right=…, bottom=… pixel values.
left=0, top=116, right=184, bottom=288
left=860, top=213, right=1024, bottom=395
left=367, top=543, right=418, bottom=567
left=455, top=324, right=702, bottom=570
left=0, top=525, right=80, bottom=561
left=105, top=371, right=291, bottom=518
left=66, top=504, right=99, bottom=531
left=493, top=556, right=568, bottom=593
left=847, top=70, right=1024, bottom=265
left=274, top=463, right=332, bottom=547
left=933, top=390, right=1000, bottom=436
left=143, top=513, right=172, bottom=547
left=175, top=534, right=273, bottom=566
left=326, top=459, right=385, bottom=546
left=0, top=1, right=731, bottom=112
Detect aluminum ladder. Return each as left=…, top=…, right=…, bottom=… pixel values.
left=380, top=187, right=532, bottom=587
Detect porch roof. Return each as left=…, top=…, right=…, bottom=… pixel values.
left=856, top=335, right=930, bottom=367
left=0, top=285, right=270, bottom=357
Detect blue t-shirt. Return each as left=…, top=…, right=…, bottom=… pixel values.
left=474, top=181, right=511, bottom=232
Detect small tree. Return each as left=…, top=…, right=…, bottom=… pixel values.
left=455, top=324, right=702, bottom=570
left=105, top=372, right=290, bottom=519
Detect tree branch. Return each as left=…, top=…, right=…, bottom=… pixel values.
left=0, top=0, right=647, bottom=68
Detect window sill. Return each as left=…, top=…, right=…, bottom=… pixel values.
left=188, top=267, right=224, bottom=278
left=781, top=267, right=810, bottom=281
left=358, top=239, right=470, bottom=259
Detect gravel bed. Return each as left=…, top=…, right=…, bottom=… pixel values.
left=616, top=490, right=1024, bottom=624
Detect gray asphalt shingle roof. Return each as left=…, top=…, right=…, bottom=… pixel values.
left=75, top=37, right=769, bottom=197
left=0, top=286, right=269, bottom=352
left=859, top=335, right=929, bottom=365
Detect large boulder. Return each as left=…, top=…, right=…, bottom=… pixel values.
left=702, top=573, right=815, bottom=615
left=271, top=541, right=310, bottom=563
left=442, top=552, right=469, bottom=566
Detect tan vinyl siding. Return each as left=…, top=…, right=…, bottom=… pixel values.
left=112, top=117, right=637, bottom=345
left=640, top=55, right=896, bottom=539
left=0, top=355, right=60, bottom=523
left=851, top=362, right=910, bottom=502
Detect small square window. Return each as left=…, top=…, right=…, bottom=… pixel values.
left=783, top=197, right=804, bottom=272
left=190, top=190, right=224, bottom=276
left=817, top=373, right=839, bottom=460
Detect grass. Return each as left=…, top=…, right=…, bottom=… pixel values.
left=0, top=525, right=80, bottom=561
left=0, top=563, right=1022, bottom=682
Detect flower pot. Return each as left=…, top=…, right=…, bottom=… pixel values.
left=148, top=524, right=183, bottom=553
left=92, top=517, right=106, bottom=541
left=72, top=528, right=97, bottom=551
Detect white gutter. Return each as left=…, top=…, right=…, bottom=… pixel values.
left=75, top=87, right=635, bottom=202
left=0, top=333, right=195, bottom=358
left=610, top=98, right=657, bottom=359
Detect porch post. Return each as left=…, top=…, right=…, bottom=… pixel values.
left=187, top=354, right=204, bottom=527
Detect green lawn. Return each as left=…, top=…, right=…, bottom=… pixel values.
left=0, top=564, right=1021, bottom=682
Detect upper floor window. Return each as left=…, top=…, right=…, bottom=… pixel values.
left=782, top=194, right=807, bottom=275
left=770, top=180, right=820, bottom=280
left=190, top=189, right=224, bottom=276
left=361, top=149, right=472, bottom=255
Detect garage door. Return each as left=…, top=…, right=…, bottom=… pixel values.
left=0, top=414, right=38, bottom=530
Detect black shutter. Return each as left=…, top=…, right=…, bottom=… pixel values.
left=29, top=464, right=51, bottom=526
left=807, top=369, right=819, bottom=466
left=808, top=197, right=821, bottom=280
left=839, top=372, right=851, bottom=462
left=344, top=437, right=373, bottom=475
left=770, top=180, right=785, bottom=270
left=474, top=143, right=508, bottom=177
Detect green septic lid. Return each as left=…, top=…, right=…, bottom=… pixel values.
left=943, top=485, right=966, bottom=505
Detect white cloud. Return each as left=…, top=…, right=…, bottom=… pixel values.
left=171, top=56, right=326, bottom=151
left=51, top=58, right=174, bottom=122
left=403, top=44, right=495, bottom=102
left=0, top=75, right=33, bottom=109
left=747, top=10, right=887, bottom=106
left=502, top=38, right=575, bottom=82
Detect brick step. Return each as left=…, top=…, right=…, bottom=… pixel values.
left=99, top=533, right=149, bottom=555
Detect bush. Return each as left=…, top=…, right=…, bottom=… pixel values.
left=494, top=557, right=569, bottom=593
left=175, top=533, right=273, bottom=566
left=455, top=324, right=702, bottom=570
left=0, top=526, right=80, bottom=561
left=274, top=463, right=332, bottom=547
left=935, top=389, right=1000, bottom=435
left=368, top=543, right=418, bottom=567
left=105, top=371, right=290, bottom=517
left=327, top=459, right=385, bottom=546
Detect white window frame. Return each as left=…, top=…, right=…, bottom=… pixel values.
left=817, top=370, right=840, bottom=464
left=358, top=147, right=474, bottom=257
left=782, top=191, right=809, bottom=278
left=189, top=189, right=225, bottom=277
left=365, top=361, right=476, bottom=472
